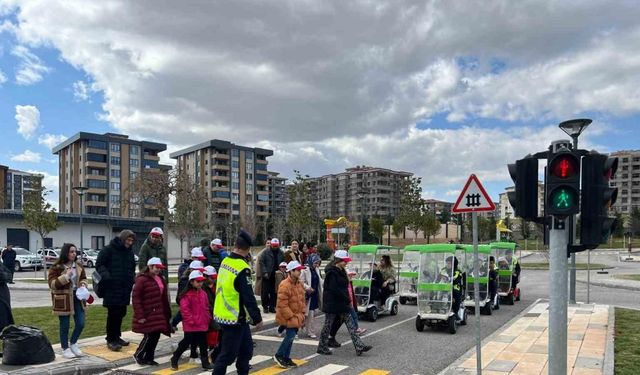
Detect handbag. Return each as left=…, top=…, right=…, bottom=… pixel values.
left=92, top=271, right=104, bottom=298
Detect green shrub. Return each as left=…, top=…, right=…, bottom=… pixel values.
left=317, top=243, right=333, bottom=260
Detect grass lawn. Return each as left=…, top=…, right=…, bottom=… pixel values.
left=613, top=274, right=640, bottom=282
left=12, top=303, right=179, bottom=345
left=615, top=308, right=640, bottom=375
left=520, top=262, right=612, bottom=270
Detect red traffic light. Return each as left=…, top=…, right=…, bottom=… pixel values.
left=550, top=155, right=578, bottom=179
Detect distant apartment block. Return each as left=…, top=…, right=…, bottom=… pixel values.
left=424, top=199, right=453, bottom=217
left=610, top=150, right=640, bottom=215
left=0, top=165, right=43, bottom=210
left=498, top=182, right=545, bottom=220
left=170, top=140, right=273, bottom=226
left=268, top=171, right=288, bottom=219
left=52, top=132, right=169, bottom=219
left=310, top=166, right=412, bottom=220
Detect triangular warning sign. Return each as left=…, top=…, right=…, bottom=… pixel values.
left=452, top=174, right=496, bottom=213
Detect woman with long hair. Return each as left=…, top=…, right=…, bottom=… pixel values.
left=48, top=243, right=88, bottom=359
left=378, top=255, right=396, bottom=305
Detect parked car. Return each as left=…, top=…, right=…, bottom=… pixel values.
left=42, top=249, right=60, bottom=266
left=80, top=249, right=99, bottom=268
left=6, top=248, right=43, bottom=272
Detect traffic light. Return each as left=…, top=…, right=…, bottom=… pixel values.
left=507, top=157, right=539, bottom=221
left=545, top=149, right=580, bottom=217
left=580, top=152, right=618, bottom=248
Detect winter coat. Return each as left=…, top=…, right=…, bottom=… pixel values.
left=0, top=280, right=13, bottom=332
left=275, top=270, right=287, bottom=293
left=321, top=264, right=351, bottom=314
left=132, top=272, right=171, bottom=335
left=96, top=237, right=136, bottom=307
left=275, top=277, right=306, bottom=328
left=300, top=266, right=323, bottom=311
left=1, top=249, right=16, bottom=270
left=253, top=247, right=268, bottom=295
left=204, top=246, right=228, bottom=271
left=137, top=238, right=168, bottom=278
left=48, top=262, right=88, bottom=316
left=180, top=288, right=212, bottom=332
left=259, top=247, right=284, bottom=277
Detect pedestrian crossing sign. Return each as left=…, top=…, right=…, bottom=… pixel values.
left=452, top=174, right=496, bottom=213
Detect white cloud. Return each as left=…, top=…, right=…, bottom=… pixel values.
left=72, top=80, right=95, bottom=101
left=26, top=170, right=59, bottom=210
left=10, top=149, right=42, bottom=163
left=15, top=104, right=40, bottom=139
left=11, top=45, right=51, bottom=85
left=38, top=133, right=67, bottom=150
left=0, top=69, right=7, bottom=84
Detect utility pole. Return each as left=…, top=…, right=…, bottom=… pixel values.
left=549, top=216, right=569, bottom=374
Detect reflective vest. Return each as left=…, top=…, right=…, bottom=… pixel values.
left=214, top=257, right=250, bottom=325
left=453, top=270, right=462, bottom=291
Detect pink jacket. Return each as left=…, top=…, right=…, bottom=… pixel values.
left=180, top=288, right=211, bottom=332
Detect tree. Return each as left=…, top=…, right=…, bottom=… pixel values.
left=288, top=170, right=315, bottom=242
left=271, top=216, right=288, bottom=242
left=22, top=188, right=62, bottom=251
left=392, top=217, right=404, bottom=238
left=239, top=209, right=259, bottom=242
left=630, top=207, right=640, bottom=237
left=420, top=211, right=441, bottom=243
left=167, top=169, right=208, bottom=259
left=369, top=217, right=385, bottom=244
left=398, top=177, right=425, bottom=241
left=613, top=212, right=625, bottom=238
left=439, top=208, right=451, bottom=224
left=128, top=167, right=172, bottom=220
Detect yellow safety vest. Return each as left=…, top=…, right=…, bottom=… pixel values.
left=214, top=257, right=249, bottom=325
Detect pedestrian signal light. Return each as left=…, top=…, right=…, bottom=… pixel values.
left=545, top=150, right=580, bottom=217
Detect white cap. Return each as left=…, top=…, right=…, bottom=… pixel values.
left=211, top=238, right=222, bottom=246
left=279, top=261, right=287, bottom=267
left=347, top=269, right=357, bottom=276
left=189, top=260, right=205, bottom=271
left=150, top=227, right=164, bottom=236
left=203, top=265, right=217, bottom=276
left=147, top=257, right=166, bottom=269
left=188, top=270, right=206, bottom=281
left=270, top=238, right=280, bottom=246
left=191, top=247, right=206, bottom=260
left=286, top=260, right=306, bottom=272
left=334, top=250, right=352, bottom=262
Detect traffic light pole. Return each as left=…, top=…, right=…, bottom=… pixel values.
left=549, top=217, right=569, bottom=375
left=569, top=135, right=579, bottom=304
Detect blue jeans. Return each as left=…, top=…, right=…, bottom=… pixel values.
left=349, top=308, right=359, bottom=330
left=59, top=295, right=85, bottom=349
left=276, top=328, right=298, bottom=359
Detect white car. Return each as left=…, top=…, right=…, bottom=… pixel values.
left=9, top=248, right=43, bottom=272
left=80, top=249, right=99, bottom=268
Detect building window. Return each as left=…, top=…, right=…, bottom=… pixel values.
left=88, top=140, right=107, bottom=149
left=256, top=174, right=268, bottom=181
left=143, top=160, right=158, bottom=169
left=111, top=182, right=120, bottom=191
left=110, top=169, right=121, bottom=178
left=110, top=194, right=120, bottom=203
left=232, top=160, right=239, bottom=169
left=232, top=171, right=239, bottom=179
left=111, top=156, right=120, bottom=165
left=91, top=236, right=105, bottom=250
left=130, top=145, right=139, bottom=156
left=111, top=143, right=120, bottom=152
left=87, top=179, right=108, bottom=189
left=232, top=193, right=240, bottom=202
left=87, top=153, right=107, bottom=163
left=246, top=173, right=253, bottom=181
left=245, top=151, right=254, bottom=159
left=257, top=194, right=269, bottom=202
left=246, top=162, right=253, bottom=171
left=213, top=191, right=230, bottom=198
left=231, top=149, right=240, bottom=157
left=255, top=163, right=267, bottom=171
left=232, top=182, right=240, bottom=190
left=129, top=208, right=140, bottom=217
left=129, top=159, right=139, bottom=167
left=130, top=171, right=138, bottom=180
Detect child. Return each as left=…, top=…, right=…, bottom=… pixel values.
left=347, top=269, right=366, bottom=335
left=273, top=261, right=306, bottom=368
left=202, top=266, right=221, bottom=363
left=170, top=271, right=213, bottom=370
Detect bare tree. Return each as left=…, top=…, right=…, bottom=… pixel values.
left=271, top=216, right=288, bottom=240
left=239, top=209, right=259, bottom=240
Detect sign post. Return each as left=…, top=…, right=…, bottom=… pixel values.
left=452, top=174, right=496, bottom=375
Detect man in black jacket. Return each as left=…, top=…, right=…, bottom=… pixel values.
left=1, top=245, right=16, bottom=284
left=258, top=238, right=284, bottom=314
left=96, top=230, right=136, bottom=351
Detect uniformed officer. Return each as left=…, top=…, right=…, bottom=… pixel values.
left=212, top=230, right=262, bottom=375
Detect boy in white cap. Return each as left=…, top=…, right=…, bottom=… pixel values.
left=206, top=239, right=228, bottom=271
left=273, top=261, right=306, bottom=368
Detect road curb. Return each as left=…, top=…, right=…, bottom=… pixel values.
left=437, top=298, right=544, bottom=375
left=576, top=278, right=640, bottom=292
left=603, top=305, right=615, bottom=375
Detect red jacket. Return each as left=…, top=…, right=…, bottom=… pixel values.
left=132, top=272, right=171, bottom=335
left=180, top=288, right=211, bottom=332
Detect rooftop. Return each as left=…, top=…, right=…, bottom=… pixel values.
left=169, top=139, right=274, bottom=159
left=52, top=132, right=167, bottom=154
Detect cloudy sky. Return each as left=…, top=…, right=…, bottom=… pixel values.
left=1, top=0, right=639, bottom=210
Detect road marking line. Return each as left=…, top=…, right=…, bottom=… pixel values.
left=359, top=370, right=390, bottom=375
left=249, top=359, right=307, bottom=374
left=196, top=355, right=271, bottom=375
left=253, top=334, right=318, bottom=346
left=118, top=355, right=172, bottom=371
left=152, top=361, right=199, bottom=375
left=304, top=364, right=349, bottom=374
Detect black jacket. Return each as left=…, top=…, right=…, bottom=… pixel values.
left=96, top=237, right=136, bottom=307
left=259, top=247, right=284, bottom=277
left=321, top=264, right=351, bottom=314
left=1, top=249, right=16, bottom=269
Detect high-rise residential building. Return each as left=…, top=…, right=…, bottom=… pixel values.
left=0, top=165, right=43, bottom=210
left=424, top=199, right=453, bottom=217
left=498, top=182, right=545, bottom=220
left=170, top=140, right=273, bottom=227
left=268, top=171, right=288, bottom=219
left=610, top=150, right=640, bottom=215
left=52, top=132, right=169, bottom=219
left=310, top=166, right=412, bottom=220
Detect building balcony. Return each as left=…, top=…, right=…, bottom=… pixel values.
left=86, top=147, right=108, bottom=155
left=87, top=188, right=107, bottom=194
left=214, top=208, right=231, bottom=214
left=212, top=175, right=230, bottom=181
left=257, top=211, right=269, bottom=216
left=256, top=158, right=268, bottom=164
left=256, top=200, right=269, bottom=206
left=85, top=174, right=107, bottom=181
left=213, top=164, right=230, bottom=171
left=85, top=200, right=107, bottom=207
left=213, top=153, right=230, bottom=160
left=85, top=161, right=107, bottom=168
left=256, top=180, right=268, bottom=186
left=212, top=186, right=230, bottom=192
left=143, top=154, right=160, bottom=161
left=212, top=197, right=231, bottom=203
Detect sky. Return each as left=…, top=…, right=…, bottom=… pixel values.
left=0, top=0, right=639, bottom=211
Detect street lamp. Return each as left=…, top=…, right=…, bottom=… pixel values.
left=559, top=118, right=591, bottom=148
left=73, top=186, right=89, bottom=253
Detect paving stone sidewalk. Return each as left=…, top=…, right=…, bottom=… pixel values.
left=442, top=301, right=613, bottom=375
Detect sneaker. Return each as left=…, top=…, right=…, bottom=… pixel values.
left=69, top=343, right=83, bottom=357
left=273, top=354, right=287, bottom=368
left=356, top=328, right=367, bottom=335
left=202, top=363, right=214, bottom=370
left=116, top=338, right=130, bottom=346
left=328, top=338, right=341, bottom=348
left=308, top=333, right=317, bottom=339
left=285, top=358, right=298, bottom=368
left=62, top=348, right=76, bottom=359
left=294, top=334, right=299, bottom=340
left=316, top=347, right=332, bottom=355
left=107, top=342, right=122, bottom=352
left=133, top=355, right=146, bottom=365
left=356, top=345, right=373, bottom=356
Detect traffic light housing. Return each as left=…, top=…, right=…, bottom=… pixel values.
left=507, top=157, right=539, bottom=221
left=545, top=149, right=580, bottom=217
left=580, top=152, right=618, bottom=249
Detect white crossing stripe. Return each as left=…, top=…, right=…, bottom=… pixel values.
left=304, top=364, right=350, bottom=374
left=194, top=355, right=272, bottom=375
left=118, top=355, right=172, bottom=371
left=252, top=334, right=319, bottom=346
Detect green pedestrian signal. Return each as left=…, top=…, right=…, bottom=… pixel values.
left=546, top=149, right=580, bottom=217
left=550, top=188, right=575, bottom=210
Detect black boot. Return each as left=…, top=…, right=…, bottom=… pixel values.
left=201, top=357, right=214, bottom=370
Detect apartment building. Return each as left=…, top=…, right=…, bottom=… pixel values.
left=610, top=150, right=640, bottom=215
left=310, top=166, right=412, bottom=220
left=52, top=132, right=169, bottom=219
left=498, top=182, right=545, bottom=220
left=0, top=165, right=43, bottom=210
left=424, top=199, right=453, bottom=217
left=170, top=140, right=273, bottom=226
left=268, top=171, right=288, bottom=219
